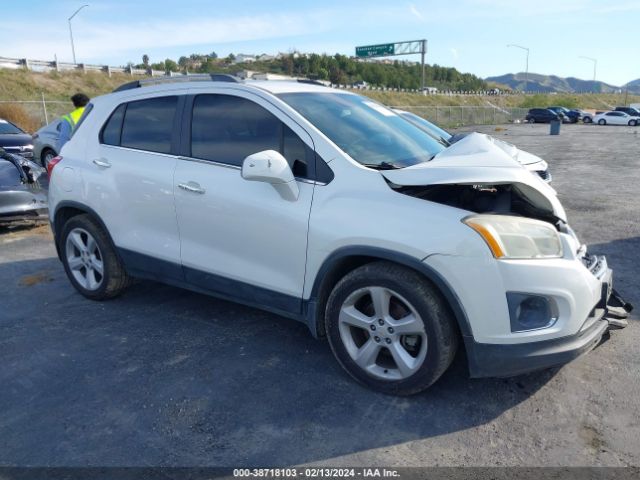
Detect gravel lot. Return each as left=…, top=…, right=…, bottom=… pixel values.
left=0, top=123, right=638, bottom=467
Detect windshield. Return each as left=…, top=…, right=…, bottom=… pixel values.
left=0, top=120, right=24, bottom=135
left=397, top=111, right=452, bottom=145
left=277, top=92, right=445, bottom=168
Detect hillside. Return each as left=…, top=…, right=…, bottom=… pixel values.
left=1, top=70, right=639, bottom=132
left=486, top=72, right=621, bottom=93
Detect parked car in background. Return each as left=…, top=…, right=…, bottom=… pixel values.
left=0, top=147, right=48, bottom=224
left=32, top=119, right=61, bottom=168
left=525, top=108, right=562, bottom=123
left=547, top=106, right=581, bottom=123
left=394, top=109, right=552, bottom=183
left=593, top=111, right=640, bottom=126
left=0, top=119, right=34, bottom=160
left=614, top=106, right=640, bottom=117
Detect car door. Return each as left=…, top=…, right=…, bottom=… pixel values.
left=173, top=91, right=316, bottom=314
left=83, top=95, right=184, bottom=279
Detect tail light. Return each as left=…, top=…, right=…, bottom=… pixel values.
left=47, top=156, right=63, bottom=179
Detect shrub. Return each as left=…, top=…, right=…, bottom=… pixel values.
left=0, top=103, right=41, bottom=133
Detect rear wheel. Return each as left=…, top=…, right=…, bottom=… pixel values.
left=583, top=117, right=592, bottom=124
left=325, top=262, right=458, bottom=395
left=60, top=214, right=130, bottom=300
left=598, top=119, right=606, bottom=125
left=629, top=120, right=637, bottom=126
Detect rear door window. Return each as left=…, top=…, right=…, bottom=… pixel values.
left=120, top=96, right=178, bottom=154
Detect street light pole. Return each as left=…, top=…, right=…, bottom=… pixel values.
left=579, top=56, right=597, bottom=82
left=507, top=44, right=530, bottom=93
left=68, top=4, right=89, bottom=64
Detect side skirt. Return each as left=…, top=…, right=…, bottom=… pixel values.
left=118, top=247, right=306, bottom=324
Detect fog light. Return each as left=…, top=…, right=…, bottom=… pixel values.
left=507, top=293, right=558, bottom=332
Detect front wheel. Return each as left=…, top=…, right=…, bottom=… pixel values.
left=598, top=119, right=606, bottom=125
left=583, top=117, right=592, bottom=124
left=325, top=262, right=458, bottom=395
left=528, top=118, right=535, bottom=124
left=60, top=214, right=131, bottom=300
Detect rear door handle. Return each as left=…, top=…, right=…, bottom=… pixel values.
left=178, top=181, right=206, bottom=194
left=92, top=158, right=111, bottom=168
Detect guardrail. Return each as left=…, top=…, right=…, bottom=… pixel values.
left=0, top=55, right=169, bottom=77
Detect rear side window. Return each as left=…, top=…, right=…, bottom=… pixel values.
left=120, top=96, right=177, bottom=154
left=100, top=104, right=126, bottom=146
left=190, top=94, right=314, bottom=177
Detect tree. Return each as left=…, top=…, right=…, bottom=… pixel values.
left=209, top=51, right=218, bottom=59
left=164, top=59, right=178, bottom=73
left=142, top=54, right=149, bottom=67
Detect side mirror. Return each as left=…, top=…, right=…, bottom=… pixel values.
left=241, top=150, right=299, bottom=201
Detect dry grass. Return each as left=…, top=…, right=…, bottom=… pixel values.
left=0, top=103, right=41, bottom=133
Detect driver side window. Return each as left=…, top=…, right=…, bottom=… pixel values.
left=190, top=94, right=312, bottom=178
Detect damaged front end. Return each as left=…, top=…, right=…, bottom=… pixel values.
left=382, top=133, right=632, bottom=342
left=0, top=147, right=48, bottom=225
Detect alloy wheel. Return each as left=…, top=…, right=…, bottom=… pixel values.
left=338, top=286, right=428, bottom=380
left=65, top=227, right=104, bottom=291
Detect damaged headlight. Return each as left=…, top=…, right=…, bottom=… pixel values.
left=463, top=214, right=563, bottom=259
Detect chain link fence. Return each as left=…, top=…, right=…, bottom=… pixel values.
left=391, top=106, right=531, bottom=128
left=0, top=100, right=69, bottom=132
left=1, top=100, right=531, bottom=134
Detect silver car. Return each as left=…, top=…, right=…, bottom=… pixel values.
left=32, top=119, right=61, bottom=167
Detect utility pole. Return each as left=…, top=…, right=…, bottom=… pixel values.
left=68, top=4, right=89, bottom=64
left=421, top=39, right=427, bottom=93
left=507, top=44, right=529, bottom=93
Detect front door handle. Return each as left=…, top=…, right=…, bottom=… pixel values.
left=92, top=158, right=111, bottom=168
left=178, top=181, right=206, bottom=194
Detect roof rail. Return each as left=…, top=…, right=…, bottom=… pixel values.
left=296, top=79, right=326, bottom=86
left=112, top=73, right=241, bottom=93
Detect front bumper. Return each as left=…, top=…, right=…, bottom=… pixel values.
left=465, top=287, right=632, bottom=378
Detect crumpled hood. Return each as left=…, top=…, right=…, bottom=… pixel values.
left=382, top=132, right=566, bottom=221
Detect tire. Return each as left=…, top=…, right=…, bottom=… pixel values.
left=324, top=261, right=458, bottom=395
left=598, top=119, right=606, bottom=125
left=60, top=214, right=130, bottom=300
left=40, top=148, right=56, bottom=169
left=584, top=117, right=592, bottom=124
left=629, top=120, right=637, bottom=126
left=528, top=118, right=535, bottom=124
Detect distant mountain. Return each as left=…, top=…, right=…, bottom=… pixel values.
left=623, top=79, right=640, bottom=94
left=486, top=72, right=621, bottom=93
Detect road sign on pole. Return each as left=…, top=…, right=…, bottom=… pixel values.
left=355, top=43, right=395, bottom=58
left=355, top=39, right=428, bottom=91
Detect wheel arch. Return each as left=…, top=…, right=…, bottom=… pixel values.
left=52, top=201, right=117, bottom=260
left=304, top=246, right=472, bottom=342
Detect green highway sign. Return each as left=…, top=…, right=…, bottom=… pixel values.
left=355, top=43, right=395, bottom=58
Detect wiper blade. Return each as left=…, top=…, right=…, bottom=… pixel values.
left=361, top=161, right=403, bottom=170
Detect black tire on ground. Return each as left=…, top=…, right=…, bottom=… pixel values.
left=324, top=261, right=459, bottom=396
left=629, top=120, right=637, bottom=126
left=598, top=119, right=606, bottom=125
left=528, top=118, right=535, bottom=123
left=60, top=214, right=131, bottom=300
left=40, top=148, right=56, bottom=169
left=583, top=117, right=592, bottom=124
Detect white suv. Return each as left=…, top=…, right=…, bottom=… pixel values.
left=47, top=75, right=631, bottom=395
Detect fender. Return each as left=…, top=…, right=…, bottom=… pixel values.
left=303, top=246, right=473, bottom=340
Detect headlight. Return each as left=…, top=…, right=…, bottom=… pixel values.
left=463, top=214, right=563, bottom=259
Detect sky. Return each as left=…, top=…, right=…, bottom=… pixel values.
left=2, top=0, right=639, bottom=86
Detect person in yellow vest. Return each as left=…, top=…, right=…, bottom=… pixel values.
left=56, top=93, right=90, bottom=153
